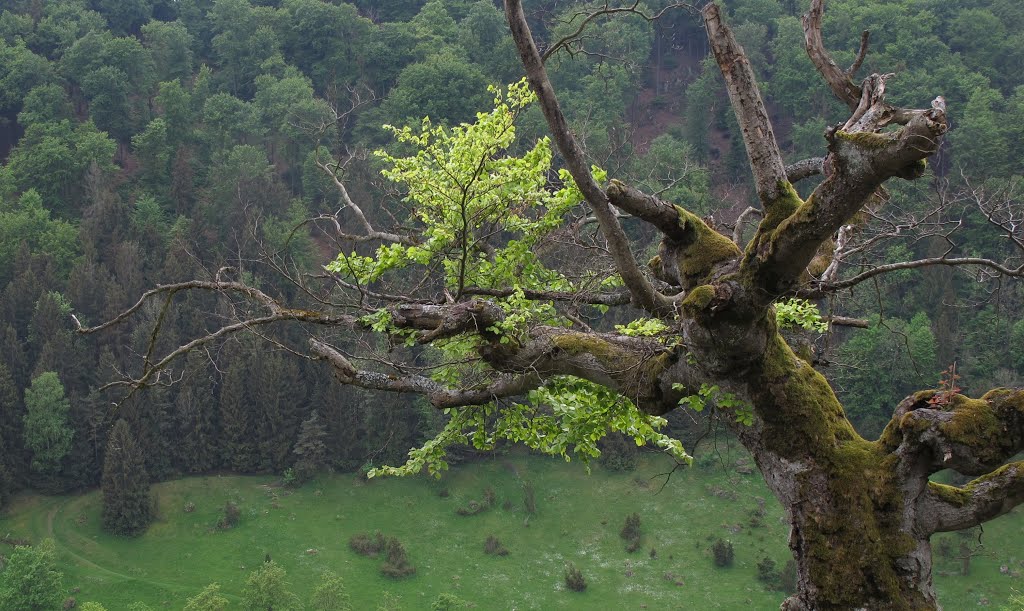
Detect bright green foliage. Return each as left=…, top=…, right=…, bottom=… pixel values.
left=309, top=570, right=351, bottom=611
left=675, top=383, right=754, bottom=426
left=336, top=82, right=688, bottom=478
left=373, top=376, right=688, bottom=478
left=431, top=592, right=470, bottom=610
left=0, top=189, right=79, bottom=285
left=183, top=583, right=230, bottom=611
left=330, top=81, right=589, bottom=306
left=0, top=539, right=64, bottom=611
left=376, top=592, right=402, bottom=611
left=242, top=561, right=302, bottom=611
left=80, top=603, right=109, bottom=611
left=775, top=298, right=828, bottom=333
left=22, top=372, right=73, bottom=475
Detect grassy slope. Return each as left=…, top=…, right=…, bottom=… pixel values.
left=1, top=452, right=1020, bottom=609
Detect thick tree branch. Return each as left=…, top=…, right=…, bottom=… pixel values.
left=803, top=0, right=861, bottom=109
left=888, top=389, right=1024, bottom=477
left=504, top=0, right=672, bottom=316
left=743, top=108, right=947, bottom=299
left=785, top=157, right=825, bottom=183
left=921, top=462, right=1024, bottom=534
left=703, top=3, right=787, bottom=207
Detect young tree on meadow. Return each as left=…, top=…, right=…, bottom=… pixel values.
left=81, top=0, right=1024, bottom=608
left=101, top=418, right=152, bottom=536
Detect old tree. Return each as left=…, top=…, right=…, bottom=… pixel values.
left=81, top=0, right=1024, bottom=608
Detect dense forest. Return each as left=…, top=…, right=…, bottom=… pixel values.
left=0, top=0, right=1021, bottom=521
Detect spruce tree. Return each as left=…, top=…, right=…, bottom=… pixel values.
left=219, top=347, right=256, bottom=471
left=292, top=410, right=328, bottom=482
left=101, top=419, right=152, bottom=536
left=175, top=351, right=218, bottom=474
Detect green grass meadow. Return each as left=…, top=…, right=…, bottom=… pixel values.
left=2, top=451, right=1021, bottom=609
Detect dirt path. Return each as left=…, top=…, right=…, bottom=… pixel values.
left=43, top=499, right=201, bottom=596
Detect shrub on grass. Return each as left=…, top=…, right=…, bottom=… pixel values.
left=216, top=500, right=240, bottom=529
left=620, top=513, right=642, bottom=552
left=483, top=486, right=496, bottom=507
left=455, top=500, right=485, bottom=516
left=431, top=592, right=470, bottom=610
left=522, top=480, right=536, bottom=515
left=484, top=535, right=509, bottom=556
left=349, top=531, right=385, bottom=556
left=564, top=563, right=586, bottom=592
left=183, top=501, right=196, bottom=513
left=380, top=537, right=416, bottom=579
left=757, top=557, right=780, bottom=586
left=712, top=538, right=734, bottom=568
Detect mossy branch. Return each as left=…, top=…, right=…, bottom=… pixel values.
left=892, top=388, right=1024, bottom=477
left=921, top=461, right=1024, bottom=534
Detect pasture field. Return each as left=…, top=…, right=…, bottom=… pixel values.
left=1, top=450, right=1020, bottom=609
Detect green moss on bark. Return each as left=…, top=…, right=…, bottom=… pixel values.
left=836, top=130, right=894, bottom=149
left=667, top=206, right=741, bottom=286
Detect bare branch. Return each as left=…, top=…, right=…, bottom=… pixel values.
left=847, top=30, right=870, bottom=79
left=821, top=256, right=1024, bottom=291
left=803, top=0, right=862, bottom=108
left=504, top=0, right=671, bottom=316
left=313, top=152, right=415, bottom=245
left=732, top=206, right=763, bottom=246
left=703, top=3, right=787, bottom=207
left=75, top=279, right=358, bottom=393
left=542, top=2, right=694, bottom=62
left=310, top=338, right=542, bottom=409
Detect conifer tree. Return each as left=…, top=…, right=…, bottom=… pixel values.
left=292, top=410, right=328, bottom=482
left=101, top=419, right=152, bottom=536
left=175, top=352, right=218, bottom=474
left=218, top=347, right=256, bottom=471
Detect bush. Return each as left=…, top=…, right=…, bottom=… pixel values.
left=522, top=481, right=536, bottom=515
left=380, top=537, right=415, bottom=579
left=217, top=501, right=240, bottom=530
left=484, top=535, right=509, bottom=556
left=455, top=500, right=485, bottom=516
left=349, top=531, right=386, bottom=556
left=757, top=557, right=780, bottom=586
left=712, top=538, right=734, bottom=568
left=183, top=501, right=196, bottom=513
left=564, top=563, right=586, bottom=592
left=620, top=513, right=642, bottom=552
left=483, top=487, right=496, bottom=507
